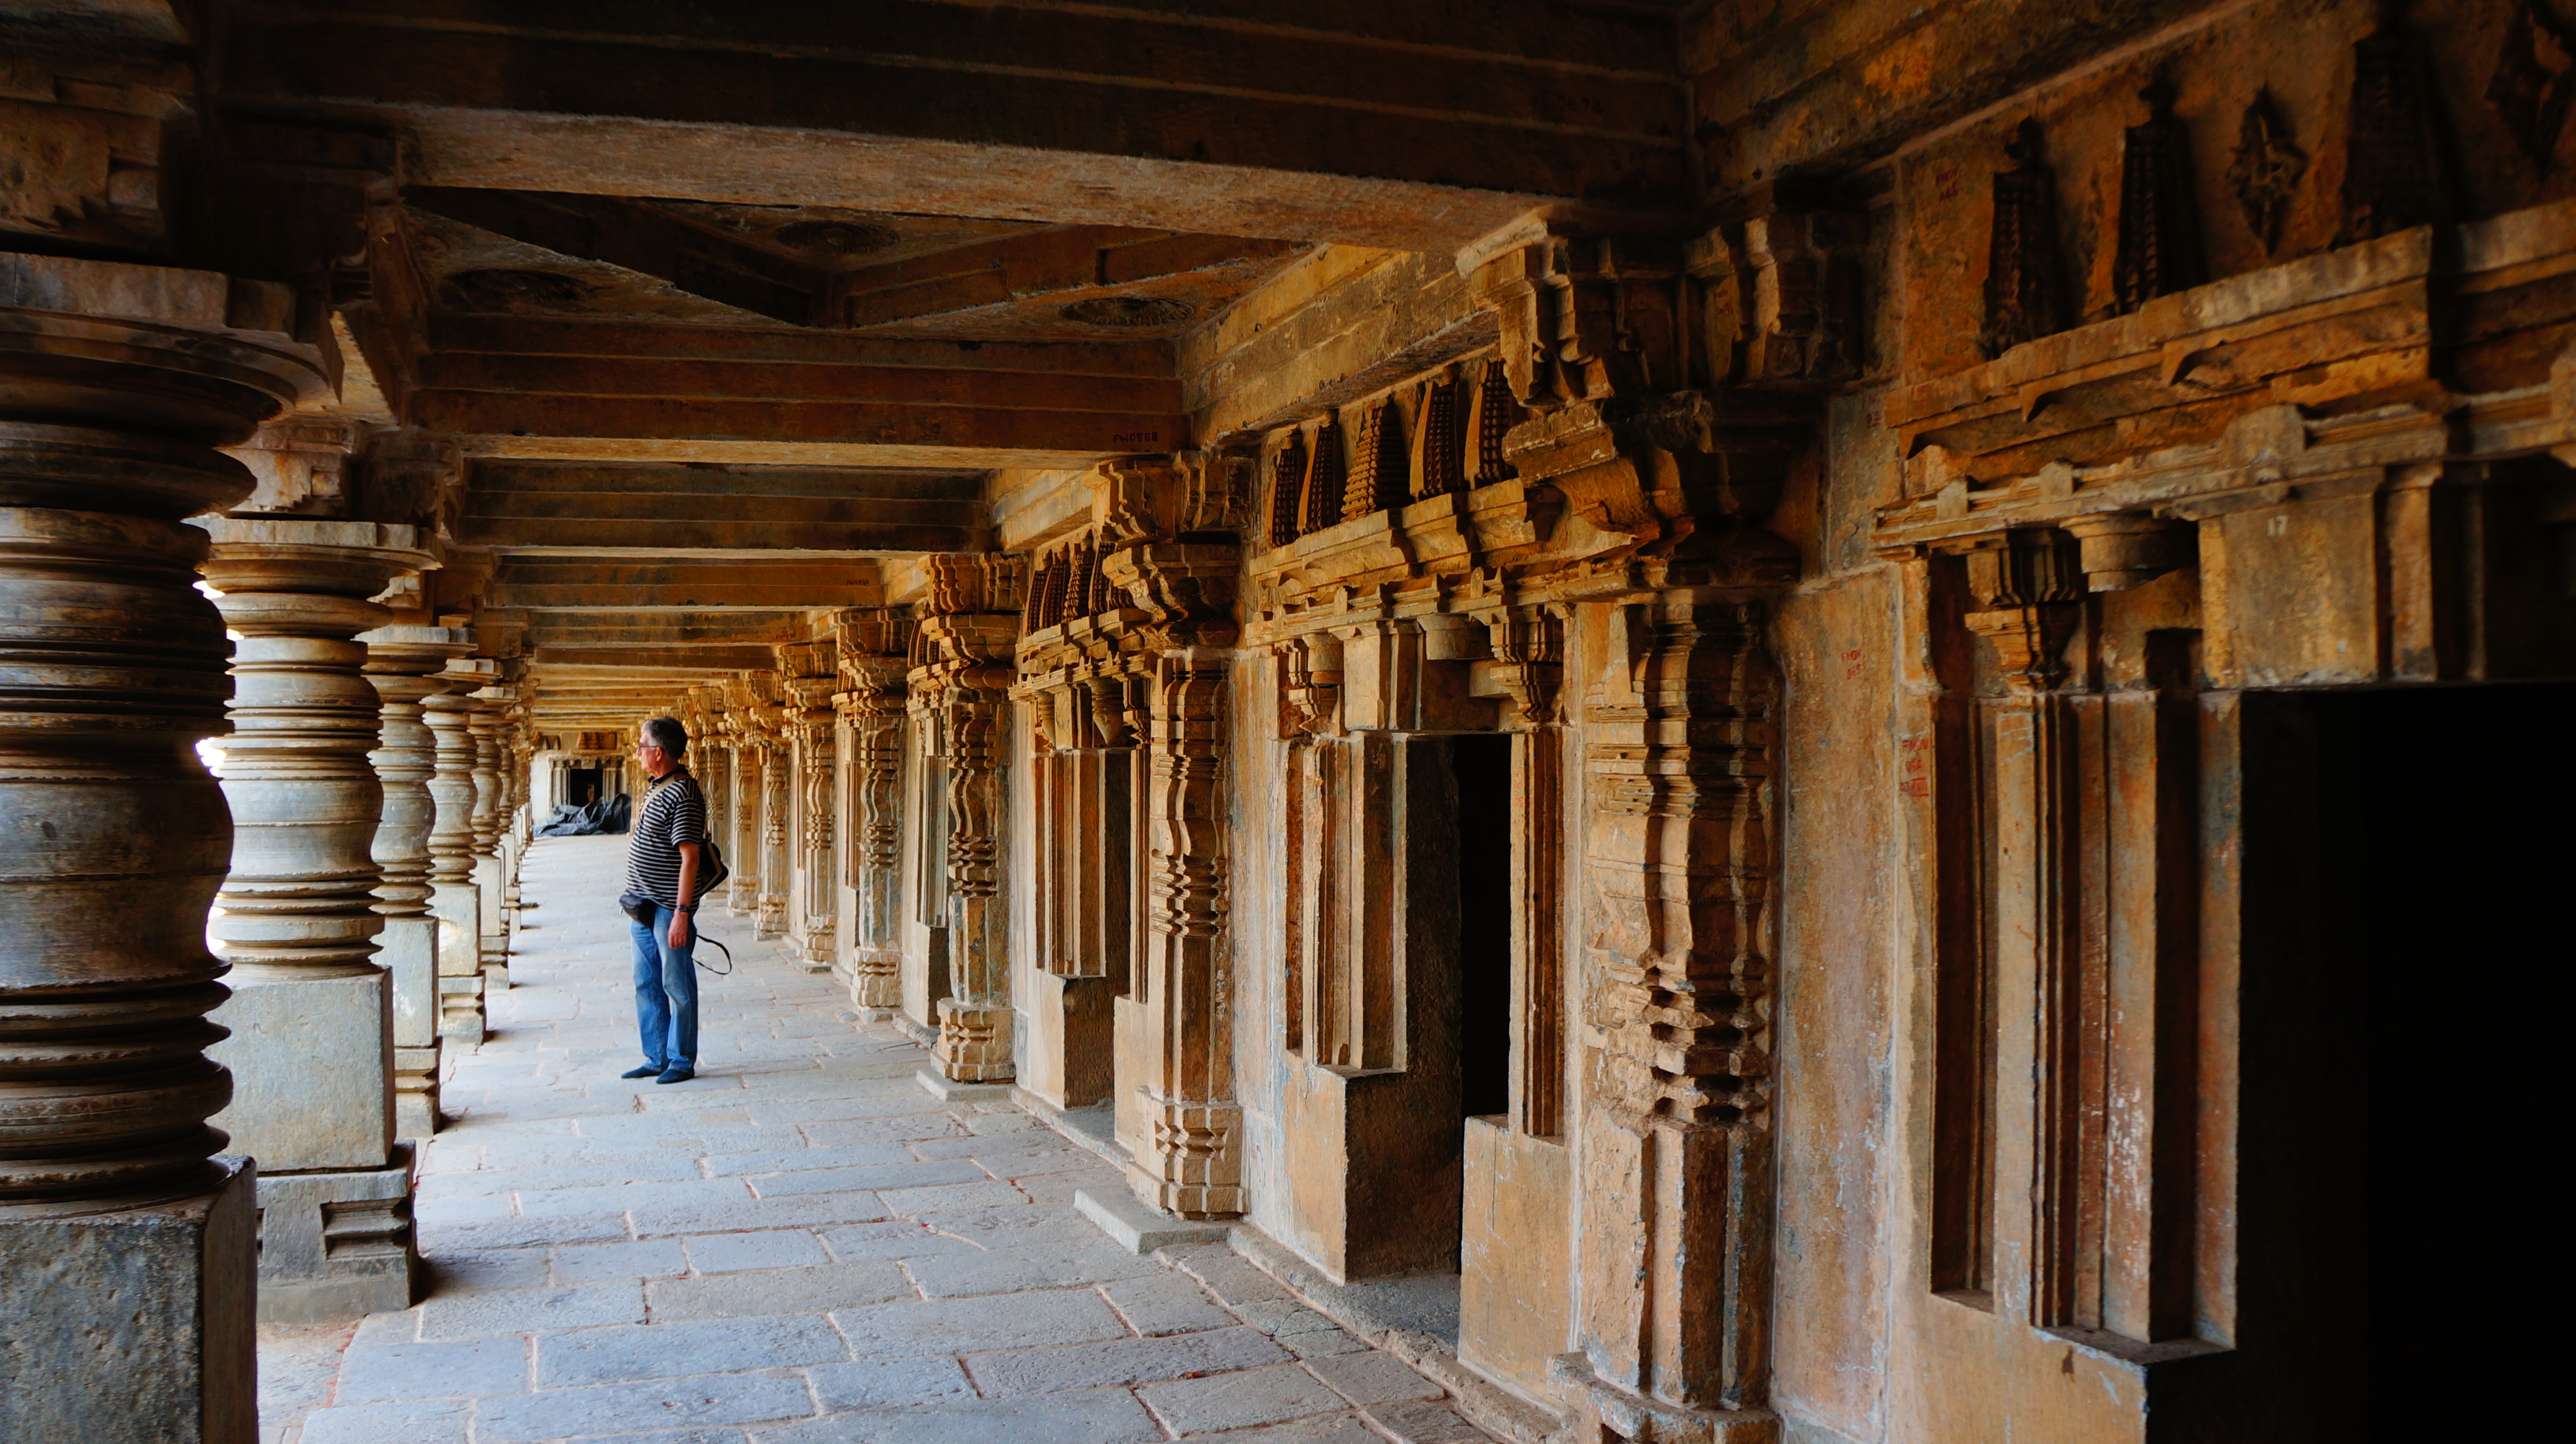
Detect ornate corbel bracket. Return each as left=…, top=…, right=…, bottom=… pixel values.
left=1466, top=227, right=1689, bottom=411
left=1276, top=635, right=1344, bottom=739
left=1958, top=528, right=2087, bottom=690
left=1687, top=181, right=1869, bottom=389
left=1476, top=604, right=1568, bottom=726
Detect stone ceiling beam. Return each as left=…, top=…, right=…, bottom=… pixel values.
left=412, top=322, right=1191, bottom=466
left=531, top=645, right=778, bottom=670
left=523, top=614, right=813, bottom=646
left=218, top=0, right=1692, bottom=251
left=407, top=188, right=828, bottom=325
left=459, top=461, right=989, bottom=555
left=492, top=559, right=881, bottom=612
left=832, top=226, right=1303, bottom=330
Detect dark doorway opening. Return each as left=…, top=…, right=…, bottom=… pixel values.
left=567, top=765, right=601, bottom=807
left=1451, top=733, right=1513, bottom=1121
left=2251, top=682, right=2568, bottom=1440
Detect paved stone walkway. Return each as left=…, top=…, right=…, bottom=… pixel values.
left=256, top=834, right=1494, bottom=1444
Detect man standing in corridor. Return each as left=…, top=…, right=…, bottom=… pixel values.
left=622, top=716, right=705, bottom=1084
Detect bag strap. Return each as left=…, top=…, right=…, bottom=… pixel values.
left=692, top=931, right=734, bottom=976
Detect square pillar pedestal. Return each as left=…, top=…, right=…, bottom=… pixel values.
left=381, top=915, right=441, bottom=1137
left=474, top=855, right=509, bottom=989
left=0, top=1159, right=258, bottom=1443
left=206, top=969, right=418, bottom=1321
left=252, top=1142, right=419, bottom=1323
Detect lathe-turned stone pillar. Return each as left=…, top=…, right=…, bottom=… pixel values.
left=363, top=625, right=473, bottom=1140
left=199, top=516, right=431, bottom=1323
left=0, top=253, right=330, bottom=1443
left=468, top=684, right=510, bottom=987
left=427, top=656, right=493, bottom=1044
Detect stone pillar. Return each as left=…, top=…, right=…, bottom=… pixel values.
left=199, top=515, right=432, bottom=1323
left=468, top=684, right=509, bottom=986
left=363, top=625, right=473, bottom=1140
left=426, top=656, right=492, bottom=1045
left=832, top=609, right=914, bottom=1017
left=912, top=554, right=1026, bottom=1084
left=725, top=734, right=762, bottom=920
left=758, top=736, right=792, bottom=941
left=1127, top=647, right=1242, bottom=1216
left=794, top=707, right=838, bottom=971
left=0, top=253, right=331, bottom=1443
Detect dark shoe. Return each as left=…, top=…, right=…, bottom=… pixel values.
left=655, top=1067, right=695, bottom=1084
left=619, top=1064, right=661, bottom=1079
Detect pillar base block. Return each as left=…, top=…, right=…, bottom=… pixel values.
left=438, top=973, right=486, bottom=1045
left=207, top=967, right=396, bottom=1174
left=850, top=949, right=902, bottom=1012
left=914, top=1065, right=1014, bottom=1102
left=0, top=1157, right=257, bottom=1443
left=1549, top=1355, right=1779, bottom=1444
left=254, top=1142, right=418, bottom=1325
left=394, top=1045, right=442, bottom=1139
left=1074, top=1185, right=1230, bottom=1254
left=381, top=915, right=440, bottom=1053
left=430, top=882, right=482, bottom=978
left=931, top=997, right=1014, bottom=1083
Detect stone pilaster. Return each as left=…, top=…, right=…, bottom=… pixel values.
left=199, top=513, right=432, bottom=1323
left=780, top=640, right=840, bottom=973
left=362, top=625, right=474, bottom=1140
left=912, top=554, right=1025, bottom=1084
left=427, top=655, right=493, bottom=1044
left=723, top=732, right=762, bottom=921
left=1127, top=646, right=1242, bottom=1217
left=0, top=252, right=332, bottom=1443
left=832, top=608, right=913, bottom=1017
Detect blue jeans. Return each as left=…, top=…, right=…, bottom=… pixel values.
left=629, top=903, right=698, bottom=1071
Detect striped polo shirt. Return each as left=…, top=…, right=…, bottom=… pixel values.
left=623, top=768, right=708, bottom=908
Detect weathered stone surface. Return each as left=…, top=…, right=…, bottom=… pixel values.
left=253, top=1144, right=419, bottom=1323
left=0, top=1160, right=256, bottom=1444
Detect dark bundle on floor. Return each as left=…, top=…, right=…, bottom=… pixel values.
left=535, top=793, right=631, bottom=837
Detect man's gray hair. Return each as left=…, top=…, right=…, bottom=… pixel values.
left=640, top=716, right=688, bottom=757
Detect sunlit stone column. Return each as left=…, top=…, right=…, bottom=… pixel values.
left=0, top=253, right=328, bottom=1442
left=832, top=609, right=913, bottom=1017
left=758, top=732, right=792, bottom=941
left=468, top=684, right=508, bottom=987
left=427, top=655, right=492, bottom=1044
left=912, top=554, right=1025, bottom=1085
left=362, top=625, right=473, bottom=1139
left=199, top=516, right=432, bottom=1322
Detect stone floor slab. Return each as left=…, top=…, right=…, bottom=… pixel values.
left=753, top=1386, right=1162, bottom=1444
